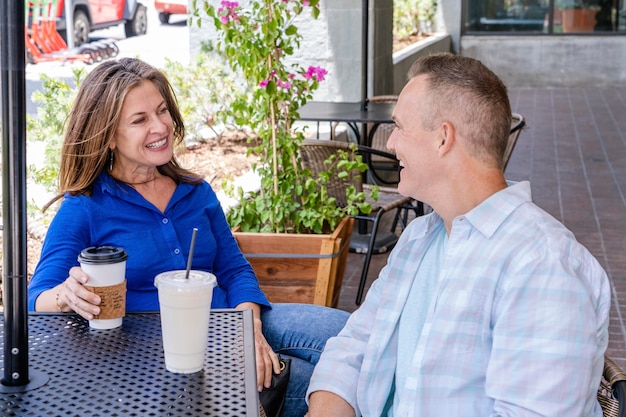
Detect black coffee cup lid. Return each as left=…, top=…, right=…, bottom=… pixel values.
left=78, top=246, right=128, bottom=264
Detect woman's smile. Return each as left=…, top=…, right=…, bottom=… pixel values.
left=146, top=138, right=167, bottom=149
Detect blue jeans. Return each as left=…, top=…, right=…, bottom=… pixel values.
left=261, top=303, right=350, bottom=417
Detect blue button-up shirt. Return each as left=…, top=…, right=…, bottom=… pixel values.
left=308, top=181, right=610, bottom=416
left=28, top=172, right=270, bottom=312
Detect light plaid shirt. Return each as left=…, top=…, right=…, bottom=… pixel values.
left=308, top=181, right=610, bottom=416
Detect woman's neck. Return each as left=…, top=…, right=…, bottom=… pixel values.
left=110, top=167, right=159, bottom=186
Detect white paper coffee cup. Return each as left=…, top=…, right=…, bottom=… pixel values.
left=78, top=246, right=128, bottom=330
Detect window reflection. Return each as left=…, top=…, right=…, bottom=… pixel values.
left=464, top=0, right=626, bottom=33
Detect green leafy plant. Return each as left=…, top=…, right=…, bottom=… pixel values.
left=26, top=69, right=85, bottom=222
left=417, top=0, right=437, bottom=24
left=192, top=0, right=373, bottom=234
left=394, top=0, right=419, bottom=38
left=394, top=0, right=437, bottom=37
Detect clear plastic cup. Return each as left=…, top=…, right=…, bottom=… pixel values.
left=154, top=270, right=217, bottom=374
left=78, top=246, right=128, bottom=330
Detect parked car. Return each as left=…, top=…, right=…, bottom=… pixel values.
left=53, top=0, right=148, bottom=46
left=154, top=0, right=187, bottom=24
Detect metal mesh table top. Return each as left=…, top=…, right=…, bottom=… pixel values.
left=0, top=310, right=259, bottom=416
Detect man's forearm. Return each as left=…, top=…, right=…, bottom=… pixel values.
left=307, top=390, right=356, bottom=417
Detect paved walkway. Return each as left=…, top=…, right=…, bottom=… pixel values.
left=337, top=86, right=626, bottom=370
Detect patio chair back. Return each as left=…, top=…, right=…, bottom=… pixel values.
left=599, top=355, right=626, bottom=417
left=299, top=139, right=363, bottom=207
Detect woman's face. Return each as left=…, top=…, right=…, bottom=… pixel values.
left=110, top=80, right=174, bottom=176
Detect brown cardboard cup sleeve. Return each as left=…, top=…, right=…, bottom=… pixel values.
left=84, top=280, right=126, bottom=319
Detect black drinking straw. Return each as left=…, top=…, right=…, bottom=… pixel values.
left=185, top=228, right=198, bottom=279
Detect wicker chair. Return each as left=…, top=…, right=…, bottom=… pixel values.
left=300, top=139, right=416, bottom=305
left=599, top=355, right=626, bottom=417
left=366, top=95, right=399, bottom=152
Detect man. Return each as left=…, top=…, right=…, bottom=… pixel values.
left=306, top=53, right=611, bottom=416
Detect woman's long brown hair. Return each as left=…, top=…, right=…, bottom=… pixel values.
left=44, top=58, right=202, bottom=211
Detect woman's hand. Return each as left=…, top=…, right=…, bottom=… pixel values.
left=57, top=266, right=102, bottom=320
left=253, top=317, right=280, bottom=392
left=235, top=302, right=280, bottom=391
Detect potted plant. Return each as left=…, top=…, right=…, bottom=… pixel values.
left=192, top=0, right=375, bottom=307
left=555, top=0, right=600, bottom=32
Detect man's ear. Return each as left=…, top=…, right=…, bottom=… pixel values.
left=437, top=121, right=455, bottom=157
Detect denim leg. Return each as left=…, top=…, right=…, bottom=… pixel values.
left=261, top=303, right=350, bottom=417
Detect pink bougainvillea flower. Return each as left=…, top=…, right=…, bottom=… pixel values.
left=219, top=1, right=240, bottom=24
left=259, top=79, right=269, bottom=88
left=303, top=0, right=310, bottom=5
left=277, top=80, right=292, bottom=89
left=304, top=66, right=328, bottom=82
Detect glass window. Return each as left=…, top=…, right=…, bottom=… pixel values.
left=464, top=0, right=626, bottom=33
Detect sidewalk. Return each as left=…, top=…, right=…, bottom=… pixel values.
left=336, top=86, right=626, bottom=370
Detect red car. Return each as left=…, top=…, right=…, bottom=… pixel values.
left=154, top=0, right=187, bottom=24
left=53, top=0, right=148, bottom=46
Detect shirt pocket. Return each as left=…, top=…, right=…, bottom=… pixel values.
left=432, top=289, right=486, bottom=353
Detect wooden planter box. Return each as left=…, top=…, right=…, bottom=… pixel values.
left=233, top=216, right=354, bottom=307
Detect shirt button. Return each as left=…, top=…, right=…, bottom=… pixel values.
left=162, top=218, right=169, bottom=224
left=174, top=248, right=180, bottom=254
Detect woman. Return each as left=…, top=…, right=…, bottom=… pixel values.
left=27, top=57, right=348, bottom=417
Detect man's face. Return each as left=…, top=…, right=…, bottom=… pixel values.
left=387, top=75, right=441, bottom=202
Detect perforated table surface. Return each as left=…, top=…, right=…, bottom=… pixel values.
left=0, top=310, right=259, bottom=416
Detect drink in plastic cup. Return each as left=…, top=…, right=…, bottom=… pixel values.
left=154, top=270, right=217, bottom=374
left=78, top=246, right=128, bottom=330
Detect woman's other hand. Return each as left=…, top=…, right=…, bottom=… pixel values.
left=253, top=317, right=280, bottom=391
left=235, top=302, right=280, bottom=391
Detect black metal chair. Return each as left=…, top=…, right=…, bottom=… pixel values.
left=504, top=113, right=525, bottom=171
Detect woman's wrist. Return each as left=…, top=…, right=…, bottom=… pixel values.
left=55, top=289, right=62, bottom=311
left=54, top=283, right=66, bottom=312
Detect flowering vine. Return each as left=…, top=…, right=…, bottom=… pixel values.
left=193, top=0, right=370, bottom=234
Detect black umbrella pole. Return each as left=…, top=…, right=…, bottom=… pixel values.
left=1, top=0, right=30, bottom=386
left=361, top=0, right=369, bottom=112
